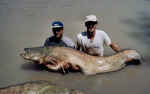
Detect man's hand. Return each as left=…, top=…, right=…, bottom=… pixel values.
left=110, top=42, right=121, bottom=53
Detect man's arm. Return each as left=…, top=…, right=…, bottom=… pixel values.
left=44, top=39, right=48, bottom=46
left=63, top=37, right=75, bottom=48
left=76, top=33, right=82, bottom=50
left=76, top=41, right=81, bottom=50
left=109, top=42, right=121, bottom=53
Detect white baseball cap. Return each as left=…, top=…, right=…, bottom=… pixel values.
left=84, top=14, right=98, bottom=22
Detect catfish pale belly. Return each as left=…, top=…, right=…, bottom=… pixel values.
left=20, top=46, right=141, bottom=75
left=0, top=80, right=84, bottom=94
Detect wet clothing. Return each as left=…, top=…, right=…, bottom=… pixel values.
left=44, top=36, right=75, bottom=48
left=77, top=29, right=111, bottom=56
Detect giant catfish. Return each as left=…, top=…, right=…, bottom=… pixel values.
left=20, top=46, right=141, bottom=75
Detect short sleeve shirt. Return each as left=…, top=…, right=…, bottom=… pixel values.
left=44, top=36, right=75, bottom=48
left=77, top=29, right=111, bottom=56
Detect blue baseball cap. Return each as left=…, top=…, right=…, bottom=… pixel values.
left=52, top=21, right=64, bottom=28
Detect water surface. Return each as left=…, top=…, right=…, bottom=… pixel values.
left=0, top=0, right=150, bottom=94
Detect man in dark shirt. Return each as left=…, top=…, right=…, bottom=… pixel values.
left=44, top=21, right=76, bottom=70
left=44, top=21, right=75, bottom=48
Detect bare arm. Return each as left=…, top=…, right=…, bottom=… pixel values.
left=109, top=42, right=121, bottom=53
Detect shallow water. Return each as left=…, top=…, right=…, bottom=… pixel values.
left=0, top=0, right=150, bottom=94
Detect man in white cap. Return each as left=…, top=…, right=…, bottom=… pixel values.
left=76, top=14, right=121, bottom=56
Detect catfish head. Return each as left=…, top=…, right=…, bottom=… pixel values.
left=20, top=47, right=48, bottom=62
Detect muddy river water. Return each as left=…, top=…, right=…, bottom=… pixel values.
left=0, top=0, right=150, bottom=94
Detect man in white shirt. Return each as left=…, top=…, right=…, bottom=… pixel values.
left=76, top=14, right=121, bottom=56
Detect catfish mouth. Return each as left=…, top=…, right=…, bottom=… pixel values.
left=20, top=51, right=40, bottom=62
left=20, top=51, right=30, bottom=59
left=20, top=52, right=32, bottom=62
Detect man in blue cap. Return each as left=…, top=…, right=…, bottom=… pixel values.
left=44, top=21, right=75, bottom=48
left=44, top=21, right=78, bottom=71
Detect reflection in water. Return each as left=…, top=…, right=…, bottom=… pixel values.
left=21, top=62, right=46, bottom=71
